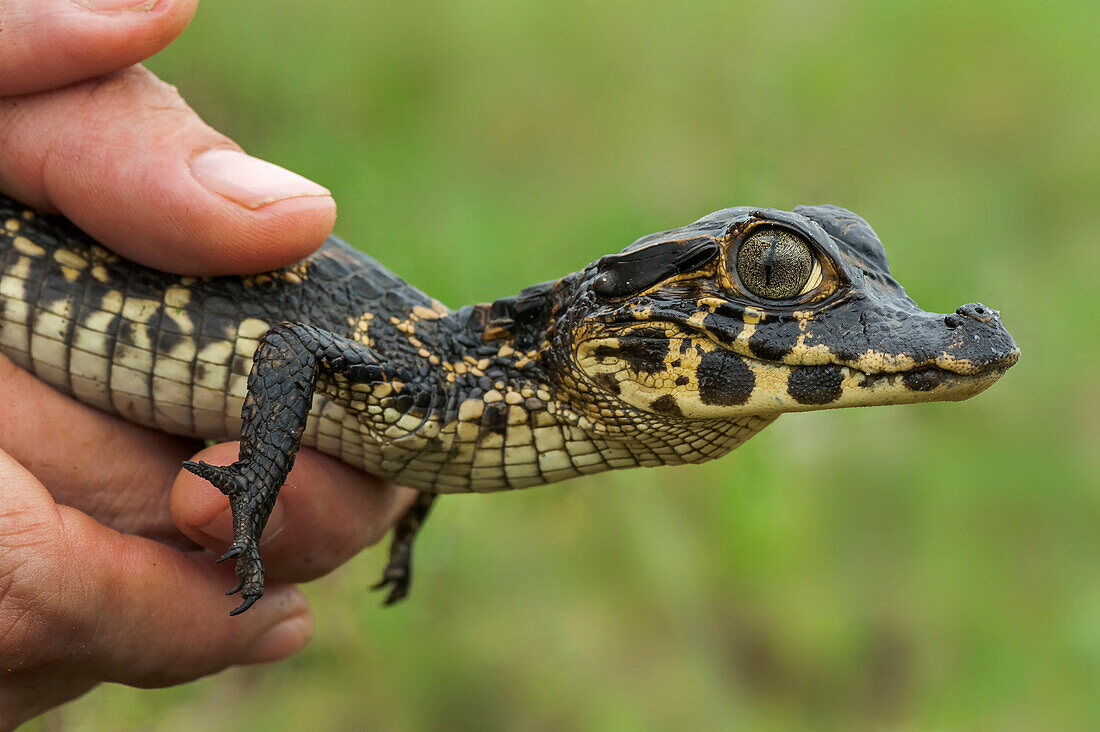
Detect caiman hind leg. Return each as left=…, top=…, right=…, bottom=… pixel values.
left=372, top=491, right=437, bottom=605
left=184, top=322, right=403, bottom=615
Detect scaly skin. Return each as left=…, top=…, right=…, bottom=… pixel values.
left=0, top=195, right=1019, bottom=612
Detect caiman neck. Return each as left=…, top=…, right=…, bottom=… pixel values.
left=434, top=272, right=772, bottom=475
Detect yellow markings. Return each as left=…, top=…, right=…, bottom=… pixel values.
left=152, top=357, right=192, bottom=387
left=0, top=269, right=27, bottom=301
left=282, top=272, right=302, bottom=285
left=788, top=337, right=834, bottom=365
left=53, top=249, right=88, bottom=270
left=853, top=349, right=917, bottom=374
left=742, top=306, right=764, bottom=325
left=21, top=210, right=34, bottom=220
left=164, top=285, right=191, bottom=309
left=79, top=310, right=118, bottom=337
left=686, top=311, right=710, bottom=329
left=458, top=399, right=484, bottom=421
left=237, top=317, right=271, bottom=340
left=735, top=322, right=756, bottom=344
left=412, top=305, right=445, bottom=320
left=12, top=236, right=45, bottom=257
left=235, top=337, right=259, bottom=357
left=95, top=289, right=121, bottom=314
left=483, top=389, right=503, bottom=403
left=5, top=218, right=20, bottom=232
left=197, top=340, right=234, bottom=365
left=537, top=450, right=573, bottom=473
left=121, top=298, right=160, bottom=323
left=507, top=405, right=527, bottom=425
left=90, top=265, right=110, bottom=283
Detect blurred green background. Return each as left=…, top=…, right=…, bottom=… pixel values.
left=36, top=0, right=1098, bottom=729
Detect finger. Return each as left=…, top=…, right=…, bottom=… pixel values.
left=171, top=443, right=418, bottom=583
left=0, top=0, right=198, bottom=97
left=0, top=448, right=313, bottom=689
left=0, top=67, right=336, bottom=275
left=0, top=353, right=201, bottom=541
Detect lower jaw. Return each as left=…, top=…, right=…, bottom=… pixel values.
left=738, top=362, right=1013, bottom=416
left=818, top=365, right=1010, bottom=410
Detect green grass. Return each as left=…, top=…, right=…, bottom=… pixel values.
left=34, top=0, right=1100, bottom=729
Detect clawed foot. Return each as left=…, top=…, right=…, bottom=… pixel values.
left=217, top=538, right=265, bottom=616
left=183, top=460, right=269, bottom=615
left=371, top=559, right=411, bottom=606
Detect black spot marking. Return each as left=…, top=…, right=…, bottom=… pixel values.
left=651, top=394, right=683, bottom=417
left=902, top=368, right=945, bottom=392
left=595, top=336, right=670, bottom=375
left=702, top=312, right=739, bottom=345
left=482, top=402, right=509, bottom=434
left=156, top=328, right=183, bottom=354
left=117, top=321, right=135, bottom=346
left=591, top=371, right=621, bottom=395
left=231, top=354, right=250, bottom=376
left=748, top=318, right=800, bottom=361
left=696, top=350, right=755, bottom=406
left=787, top=366, right=844, bottom=405
left=675, top=375, right=689, bottom=386
left=128, top=273, right=162, bottom=299
left=618, top=337, right=669, bottom=374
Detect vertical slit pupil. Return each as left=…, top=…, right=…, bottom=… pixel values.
left=736, top=228, right=813, bottom=299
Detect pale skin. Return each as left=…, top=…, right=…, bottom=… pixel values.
left=0, top=1, right=415, bottom=727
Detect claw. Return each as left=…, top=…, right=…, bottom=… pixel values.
left=229, top=593, right=261, bottom=616
left=371, top=567, right=404, bottom=591
left=226, top=577, right=245, bottom=596
left=217, top=545, right=243, bottom=563
left=372, top=568, right=410, bottom=605
left=382, top=583, right=409, bottom=606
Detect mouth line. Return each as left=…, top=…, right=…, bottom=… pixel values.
left=827, top=360, right=1016, bottom=392
left=596, top=322, right=1020, bottom=384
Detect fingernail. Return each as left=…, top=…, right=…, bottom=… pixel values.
left=243, top=612, right=314, bottom=664
left=71, top=0, right=160, bottom=10
left=190, top=149, right=331, bottom=210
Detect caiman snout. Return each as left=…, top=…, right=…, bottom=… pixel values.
left=940, top=302, right=1019, bottom=373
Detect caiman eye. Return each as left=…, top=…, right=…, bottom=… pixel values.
left=735, top=228, right=816, bottom=300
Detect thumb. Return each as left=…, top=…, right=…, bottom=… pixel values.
left=0, top=448, right=313, bottom=689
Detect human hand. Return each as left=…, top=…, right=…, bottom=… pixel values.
left=0, top=2, right=413, bottom=727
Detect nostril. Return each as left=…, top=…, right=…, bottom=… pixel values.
left=956, top=302, right=998, bottom=324
left=944, top=313, right=964, bottom=329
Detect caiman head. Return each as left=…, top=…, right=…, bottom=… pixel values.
left=540, top=204, right=1019, bottom=428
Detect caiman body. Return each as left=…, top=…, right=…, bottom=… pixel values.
left=0, top=195, right=1019, bottom=612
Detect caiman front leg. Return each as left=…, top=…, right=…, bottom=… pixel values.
left=184, top=322, right=399, bottom=615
